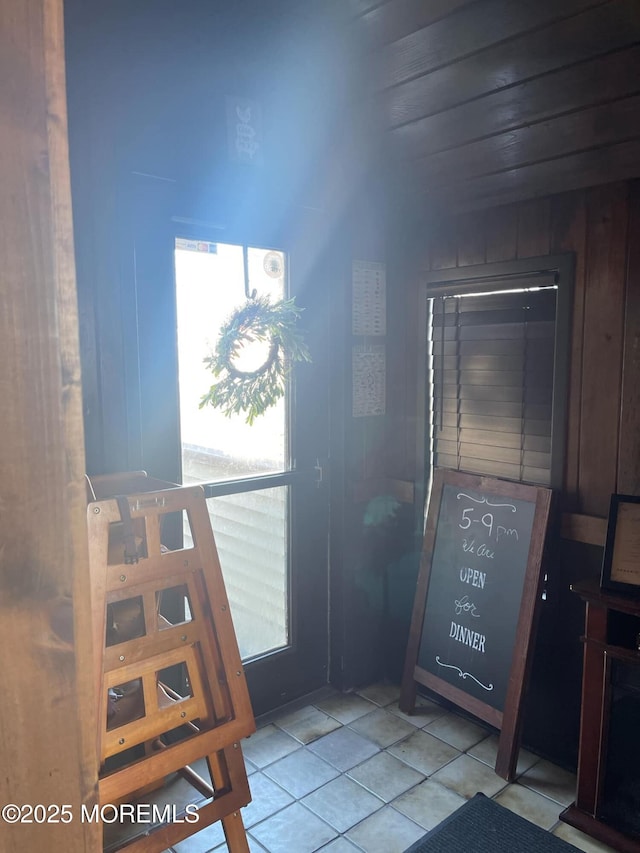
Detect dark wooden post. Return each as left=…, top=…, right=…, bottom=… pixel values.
left=0, top=0, right=99, bottom=849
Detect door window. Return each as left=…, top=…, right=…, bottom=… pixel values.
left=175, top=240, right=290, bottom=660
left=175, top=240, right=287, bottom=482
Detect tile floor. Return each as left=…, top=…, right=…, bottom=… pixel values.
left=163, top=683, right=617, bottom=853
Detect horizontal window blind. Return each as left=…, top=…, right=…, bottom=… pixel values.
left=430, top=284, right=557, bottom=487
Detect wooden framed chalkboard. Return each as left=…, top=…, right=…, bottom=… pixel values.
left=400, top=469, right=552, bottom=781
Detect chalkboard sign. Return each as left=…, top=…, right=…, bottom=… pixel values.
left=400, top=469, right=552, bottom=781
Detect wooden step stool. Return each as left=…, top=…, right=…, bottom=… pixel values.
left=87, top=472, right=256, bottom=853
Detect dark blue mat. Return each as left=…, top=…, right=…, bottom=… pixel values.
left=404, top=793, right=580, bottom=852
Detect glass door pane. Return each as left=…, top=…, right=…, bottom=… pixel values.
left=175, top=240, right=290, bottom=660
left=175, top=240, right=288, bottom=483
left=207, top=487, right=288, bottom=659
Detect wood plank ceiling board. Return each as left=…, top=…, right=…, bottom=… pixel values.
left=358, top=0, right=483, bottom=49
left=355, top=0, right=640, bottom=213
left=389, top=45, right=640, bottom=162
left=380, top=0, right=608, bottom=89
left=383, top=0, right=640, bottom=127
left=425, top=138, right=640, bottom=212
left=414, top=95, right=640, bottom=188
left=348, top=0, right=386, bottom=17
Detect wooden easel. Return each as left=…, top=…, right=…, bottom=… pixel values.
left=87, top=472, right=256, bottom=852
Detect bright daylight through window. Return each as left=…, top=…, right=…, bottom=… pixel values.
left=174, top=240, right=289, bottom=660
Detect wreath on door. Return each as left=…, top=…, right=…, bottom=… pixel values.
left=200, top=295, right=311, bottom=425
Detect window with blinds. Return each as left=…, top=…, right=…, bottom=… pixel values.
left=425, top=259, right=572, bottom=490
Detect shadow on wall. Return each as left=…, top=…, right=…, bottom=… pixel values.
left=523, top=536, right=603, bottom=770
left=351, top=496, right=421, bottom=685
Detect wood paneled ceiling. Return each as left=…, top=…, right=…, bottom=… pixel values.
left=351, top=0, right=640, bottom=211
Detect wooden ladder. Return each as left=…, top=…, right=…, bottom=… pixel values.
left=87, top=472, right=255, bottom=852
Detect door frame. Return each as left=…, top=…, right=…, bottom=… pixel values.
left=120, top=174, right=332, bottom=715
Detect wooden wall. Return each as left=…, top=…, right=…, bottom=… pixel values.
left=376, top=180, right=640, bottom=766
left=0, top=0, right=99, bottom=849
left=351, top=0, right=640, bottom=212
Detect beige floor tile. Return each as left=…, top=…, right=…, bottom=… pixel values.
left=357, top=681, right=401, bottom=707
left=349, top=708, right=416, bottom=748
left=242, top=724, right=301, bottom=769
left=250, top=802, right=337, bottom=853
left=302, top=775, right=383, bottom=833
left=315, top=692, right=377, bottom=724
left=347, top=751, right=424, bottom=802
left=307, top=726, right=380, bottom=771
left=519, top=758, right=577, bottom=806
left=173, top=818, right=225, bottom=852
left=263, top=748, right=339, bottom=799
left=346, top=805, right=425, bottom=853
left=392, top=778, right=466, bottom=830
left=494, top=782, right=564, bottom=829
left=387, top=729, right=460, bottom=776
left=315, top=839, right=361, bottom=852
left=387, top=697, right=448, bottom=728
left=423, top=710, right=489, bottom=751
left=212, top=836, right=267, bottom=852
left=242, top=723, right=300, bottom=768
left=430, top=753, right=508, bottom=799
left=241, top=772, right=294, bottom=828
left=553, top=822, right=620, bottom=852
left=272, top=705, right=342, bottom=744
left=467, top=733, right=539, bottom=776
left=231, top=685, right=590, bottom=852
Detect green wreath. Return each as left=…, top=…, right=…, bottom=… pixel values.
left=200, top=295, right=311, bottom=425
